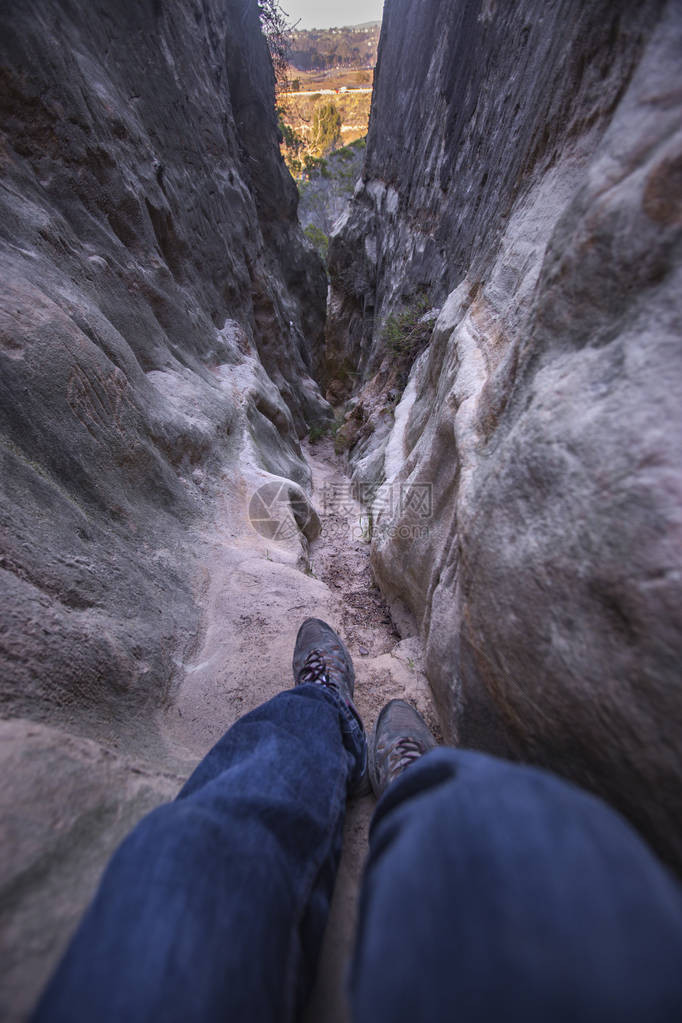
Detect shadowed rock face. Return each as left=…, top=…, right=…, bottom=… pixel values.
left=0, top=0, right=327, bottom=734
left=329, top=0, right=682, bottom=870
left=0, top=5, right=331, bottom=1009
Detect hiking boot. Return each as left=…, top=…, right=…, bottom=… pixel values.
left=293, top=617, right=356, bottom=705
left=369, top=699, right=437, bottom=799
left=293, top=618, right=369, bottom=796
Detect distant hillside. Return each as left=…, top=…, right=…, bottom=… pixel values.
left=289, top=22, right=380, bottom=70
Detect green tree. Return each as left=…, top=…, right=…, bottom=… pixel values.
left=310, top=101, right=341, bottom=157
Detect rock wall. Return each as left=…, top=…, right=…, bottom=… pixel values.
left=0, top=2, right=328, bottom=1014
left=329, top=0, right=682, bottom=870
left=0, top=0, right=326, bottom=734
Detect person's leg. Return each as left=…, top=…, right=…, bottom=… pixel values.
left=353, top=737, right=682, bottom=1022
left=34, top=622, right=366, bottom=1023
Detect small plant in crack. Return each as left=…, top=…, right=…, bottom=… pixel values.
left=308, top=418, right=342, bottom=444
left=303, top=223, right=329, bottom=262
left=381, top=292, right=433, bottom=372
left=308, top=422, right=328, bottom=443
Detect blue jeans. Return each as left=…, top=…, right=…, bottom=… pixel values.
left=34, top=686, right=682, bottom=1022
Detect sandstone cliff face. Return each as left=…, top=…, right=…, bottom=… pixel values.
left=329, top=0, right=682, bottom=869
left=0, top=2, right=327, bottom=1014
left=0, top=0, right=326, bottom=732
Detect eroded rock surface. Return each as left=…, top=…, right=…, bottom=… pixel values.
left=0, top=0, right=328, bottom=732
left=0, top=720, right=182, bottom=1021
left=0, top=1, right=329, bottom=1014
left=329, top=0, right=682, bottom=869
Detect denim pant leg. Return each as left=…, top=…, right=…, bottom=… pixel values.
left=351, top=748, right=682, bottom=1023
left=34, top=684, right=365, bottom=1023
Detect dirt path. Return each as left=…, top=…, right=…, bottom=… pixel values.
left=304, top=437, right=439, bottom=730
left=161, top=435, right=438, bottom=1022
left=301, top=438, right=439, bottom=1022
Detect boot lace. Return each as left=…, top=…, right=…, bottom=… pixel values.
left=389, top=736, right=425, bottom=775
left=298, top=648, right=360, bottom=730
left=300, top=650, right=336, bottom=693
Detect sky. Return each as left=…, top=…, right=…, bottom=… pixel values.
left=282, top=0, right=384, bottom=30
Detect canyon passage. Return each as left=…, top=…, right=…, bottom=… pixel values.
left=1, top=1, right=681, bottom=1020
